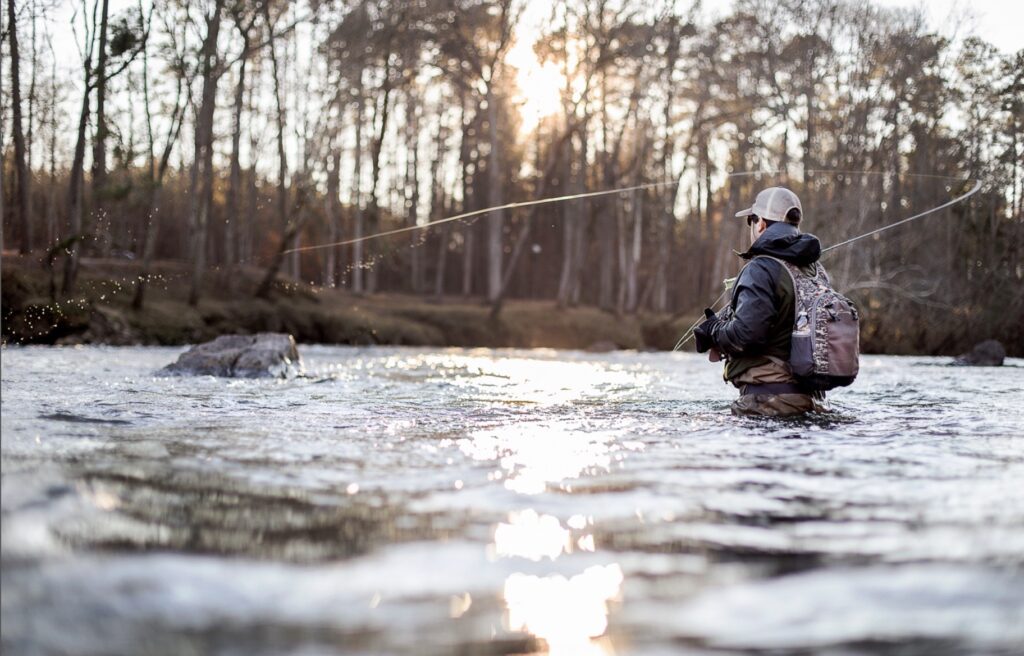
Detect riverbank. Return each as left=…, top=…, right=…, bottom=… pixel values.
left=1, top=255, right=691, bottom=350
left=4, top=255, right=1017, bottom=356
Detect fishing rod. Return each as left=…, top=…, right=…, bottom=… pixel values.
left=671, top=175, right=983, bottom=351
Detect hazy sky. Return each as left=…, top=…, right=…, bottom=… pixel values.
left=47, top=0, right=1024, bottom=58
left=871, top=0, right=1023, bottom=54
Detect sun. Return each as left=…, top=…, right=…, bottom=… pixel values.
left=507, top=37, right=565, bottom=134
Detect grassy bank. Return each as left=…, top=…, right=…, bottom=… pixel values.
left=1, top=255, right=694, bottom=351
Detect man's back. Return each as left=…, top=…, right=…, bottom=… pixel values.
left=715, top=221, right=823, bottom=386
left=694, top=186, right=842, bottom=417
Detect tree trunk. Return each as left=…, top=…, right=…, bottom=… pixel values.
left=597, top=76, right=615, bottom=311
left=46, top=51, right=58, bottom=248
left=8, top=0, right=32, bottom=254
left=244, top=162, right=257, bottom=264
left=324, top=150, right=341, bottom=286
left=0, top=0, right=4, bottom=254
left=134, top=81, right=185, bottom=310
left=132, top=186, right=164, bottom=309
left=653, top=37, right=678, bottom=313
left=365, top=65, right=393, bottom=294
left=187, top=1, right=224, bottom=306
left=460, top=103, right=476, bottom=296
left=225, top=37, right=250, bottom=269
left=406, top=96, right=421, bottom=293
left=0, top=10, right=5, bottom=254
left=626, top=186, right=643, bottom=313
left=255, top=2, right=293, bottom=299
left=555, top=130, right=577, bottom=307
left=91, top=0, right=110, bottom=256
left=62, top=65, right=94, bottom=295
left=26, top=0, right=39, bottom=248
left=489, top=124, right=575, bottom=318
left=352, top=82, right=365, bottom=294
left=430, top=99, right=453, bottom=298
left=485, top=86, right=504, bottom=302
left=597, top=196, right=616, bottom=311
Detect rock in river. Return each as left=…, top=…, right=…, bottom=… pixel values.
left=161, top=333, right=303, bottom=378
left=953, top=339, right=1006, bottom=367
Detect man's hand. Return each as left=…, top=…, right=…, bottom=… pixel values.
left=693, top=308, right=722, bottom=353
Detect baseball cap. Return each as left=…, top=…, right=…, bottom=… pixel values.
left=734, top=187, right=802, bottom=222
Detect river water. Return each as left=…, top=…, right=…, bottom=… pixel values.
left=2, top=345, right=1023, bottom=655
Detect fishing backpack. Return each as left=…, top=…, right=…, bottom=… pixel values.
left=756, top=255, right=860, bottom=391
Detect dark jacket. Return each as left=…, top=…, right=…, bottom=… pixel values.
left=711, top=222, right=822, bottom=382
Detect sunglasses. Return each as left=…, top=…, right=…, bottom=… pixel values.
left=746, top=215, right=760, bottom=227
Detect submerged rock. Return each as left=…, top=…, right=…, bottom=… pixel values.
left=161, top=333, right=303, bottom=378
left=953, top=339, right=1005, bottom=367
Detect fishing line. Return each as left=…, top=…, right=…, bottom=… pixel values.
left=283, top=180, right=679, bottom=254
left=671, top=173, right=982, bottom=351
left=279, top=162, right=979, bottom=352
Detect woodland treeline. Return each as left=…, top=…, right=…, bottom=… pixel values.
left=1, top=0, right=1022, bottom=352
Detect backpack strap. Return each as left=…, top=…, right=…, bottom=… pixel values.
left=751, top=255, right=803, bottom=328
left=753, top=254, right=827, bottom=284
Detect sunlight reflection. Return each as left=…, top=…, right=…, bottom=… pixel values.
left=467, top=357, right=634, bottom=406
left=459, top=424, right=624, bottom=494
left=493, top=509, right=572, bottom=561
left=504, top=564, right=624, bottom=656
left=449, top=592, right=472, bottom=619
left=375, top=352, right=645, bottom=407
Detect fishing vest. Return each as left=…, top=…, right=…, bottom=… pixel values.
left=755, top=255, right=860, bottom=391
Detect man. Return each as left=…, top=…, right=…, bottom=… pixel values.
left=694, top=186, right=828, bottom=417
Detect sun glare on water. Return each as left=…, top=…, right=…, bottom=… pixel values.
left=492, top=510, right=623, bottom=655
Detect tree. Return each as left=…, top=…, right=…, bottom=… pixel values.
left=183, top=0, right=225, bottom=306
left=132, top=2, right=188, bottom=310
left=90, top=0, right=110, bottom=253
left=431, top=0, right=518, bottom=301
left=7, top=0, right=32, bottom=253
left=62, top=0, right=144, bottom=295
left=224, top=0, right=261, bottom=270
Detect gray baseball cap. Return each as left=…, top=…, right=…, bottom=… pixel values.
left=734, top=187, right=802, bottom=222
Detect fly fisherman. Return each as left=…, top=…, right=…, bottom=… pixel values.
left=693, top=187, right=832, bottom=417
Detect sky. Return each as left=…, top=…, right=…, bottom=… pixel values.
left=21, top=0, right=1024, bottom=179
left=44, top=0, right=1024, bottom=67
left=866, top=0, right=1022, bottom=54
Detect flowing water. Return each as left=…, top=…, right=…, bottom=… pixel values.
left=2, top=345, right=1023, bottom=655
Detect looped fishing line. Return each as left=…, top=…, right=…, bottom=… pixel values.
left=283, top=179, right=680, bottom=254
left=277, top=165, right=981, bottom=352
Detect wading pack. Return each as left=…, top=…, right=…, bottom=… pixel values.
left=757, top=255, right=860, bottom=391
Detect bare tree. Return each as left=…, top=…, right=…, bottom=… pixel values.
left=90, top=0, right=110, bottom=254
left=61, top=0, right=144, bottom=295
left=224, top=1, right=260, bottom=270
left=7, top=0, right=32, bottom=253
left=255, top=0, right=298, bottom=299
left=186, top=0, right=226, bottom=305
left=133, top=3, right=187, bottom=310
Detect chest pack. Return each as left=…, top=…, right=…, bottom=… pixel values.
left=756, top=255, right=860, bottom=391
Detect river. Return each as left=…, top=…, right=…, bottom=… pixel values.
left=2, top=345, right=1023, bottom=655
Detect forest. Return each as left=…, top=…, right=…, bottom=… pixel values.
left=1, top=0, right=1022, bottom=353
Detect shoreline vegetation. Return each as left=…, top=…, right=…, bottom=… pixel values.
left=3, top=254, right=1018, bottom=357
left=2, top=2, right=1020, bottom=359
left=1, top=254, right=687, bottom=351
